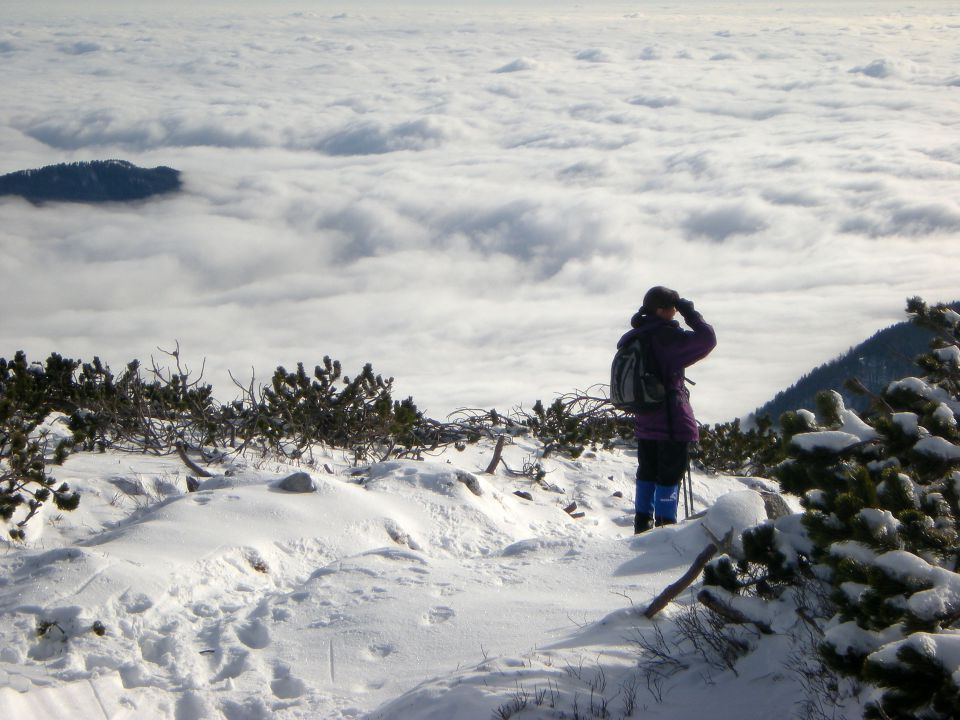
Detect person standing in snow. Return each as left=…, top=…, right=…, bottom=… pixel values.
left=617, top=286, right=716, bottom=533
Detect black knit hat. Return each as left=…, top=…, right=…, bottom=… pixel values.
left=642, top=286, right=679, bottom=313
left=631, top=286, right=680, bottom=327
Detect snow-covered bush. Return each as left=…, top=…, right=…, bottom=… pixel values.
left=703, top=298, right=960, bottom=719
left=0, top=347, right=494, bottom=489
left=695, top=415, right=781, bottom=476
left=0, top=352, right=80, bottom=539
left=520, top=394, right=633, bottom=458
left=70, top=346, right=221, bottom=454
left=254, top=358, right=423, bottom=462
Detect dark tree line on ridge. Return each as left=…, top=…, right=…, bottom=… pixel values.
left=754, top=316, right=945, bottom=421
left=0, top=160, right=181, bottom=203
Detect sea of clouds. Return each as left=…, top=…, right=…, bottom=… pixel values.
left=1, top=1, right=958, bottom=421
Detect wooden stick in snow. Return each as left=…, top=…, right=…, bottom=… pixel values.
left=697, top=588, right=773, bottom=634
left=176, top=442, right=213, bottom=480
left=484, top=435, right=507, bottom=474
left=644, top=542, right=719, bottom=619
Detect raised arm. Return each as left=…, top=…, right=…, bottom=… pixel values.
left=660, top=299, right=717, bottom=369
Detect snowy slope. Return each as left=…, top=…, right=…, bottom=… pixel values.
left=0, top=436, right=825, bottom=719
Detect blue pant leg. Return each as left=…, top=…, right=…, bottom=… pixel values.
left=652, top=440, right=689, bottom=523
left=654, top=484, right=679, bottom=523
left=635, top=478, right=656, bottom=516
left=635, top=439, right=658, bottom=516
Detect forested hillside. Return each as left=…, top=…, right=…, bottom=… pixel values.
left=0, top=160, right=180, bottom=203
left=755, top=319, right=936, bottom=421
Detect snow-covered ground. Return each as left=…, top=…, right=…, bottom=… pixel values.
left=0, top=427, right=848, bottom=719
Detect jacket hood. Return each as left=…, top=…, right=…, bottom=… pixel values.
left=617, top=316, right=679, bottom=348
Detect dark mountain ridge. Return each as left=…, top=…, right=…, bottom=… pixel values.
left=753, top=309, right=957, bottom=423
left=0, top=160, right=181, bottom=203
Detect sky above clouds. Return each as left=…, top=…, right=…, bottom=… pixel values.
left=1, top=1, right=959, bottom=422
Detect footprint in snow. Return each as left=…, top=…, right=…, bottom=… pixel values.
left=366, top=643, right=395, bottom=659
left=248, top=598, right=271, bottom=619
left=308, top=609, right=346, bottom=628
left=431, top=582, right=460, bottom=597
left=235, top=619, right=271, bottom=649
left=191, top=602, right=219, bottom=618
left=211, top=648, right=252, bottom=683
left=174, top=690, right=214, bottom=720
left=139, top=632, right=176, bottom=665
left=121, top=592, right=154, bottom=614
left=271, top=663, right=307, bottom=699
left=423, top=606, right=456, bottom=625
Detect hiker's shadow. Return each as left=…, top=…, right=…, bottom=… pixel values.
left=613, top=520, right=711, bottom=577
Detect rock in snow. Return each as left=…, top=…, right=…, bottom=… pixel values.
left=274, top=471, right=316, bottom=492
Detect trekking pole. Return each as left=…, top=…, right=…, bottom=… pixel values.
left=686, top=461, right=695, bottom=516
left=680, top=475, right=690, bottom=519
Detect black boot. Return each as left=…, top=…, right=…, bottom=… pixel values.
left=634, top=513, right=653, bottom=534
left=654, top=517, right=677, bottom=527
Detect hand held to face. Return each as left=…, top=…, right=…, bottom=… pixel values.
left=675, top=297, right=695, bottom=318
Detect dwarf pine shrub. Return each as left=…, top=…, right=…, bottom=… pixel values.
left=694, top=415, right=781, bottom=477
left=702, top=298, right=960, bottom=719
left=1, top=347, right=439, bottom=536
left=0, top=352, right=80, bottom=540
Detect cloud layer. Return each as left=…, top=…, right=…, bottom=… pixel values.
left=2, top=1, right=959, bottom=421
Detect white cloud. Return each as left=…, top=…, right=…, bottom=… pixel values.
left=683, top=201, right=771, bottom=242
left=493, top=57, right=536, bottom=73
left=316, top=115, right=468, bottom=156
left=849, top=58, right=899, bottom=79
left=628, top=94, right=680, bottom=108
left=2, top=2, right=959, bottom=423
left=637, top=46, right=662, bottom=61
left=575, top=48, right=613, bottom=63
left=58, top=40, right=102, bottom=55
left=840, top=200, right=960, bottom=237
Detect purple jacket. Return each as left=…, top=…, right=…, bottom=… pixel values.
left=617, top=311, right=716, bottom=442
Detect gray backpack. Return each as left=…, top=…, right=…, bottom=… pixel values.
left=610, top=333, right=666, bottom=413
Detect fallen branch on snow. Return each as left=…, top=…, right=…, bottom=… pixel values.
left=176, top=442, right=213, bottom=479
left=644, top=542, right=719, bottom=619
left=697, top=588, right=773, bottom=635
